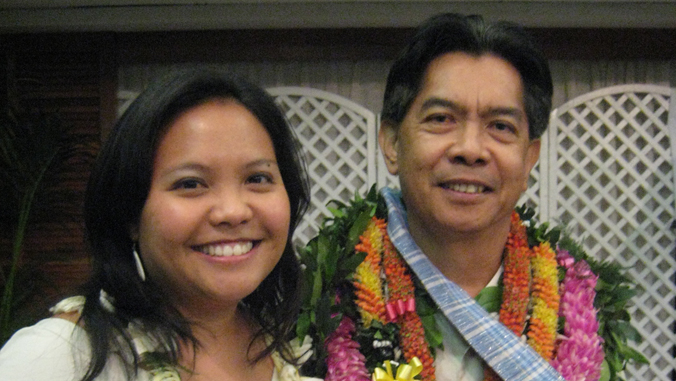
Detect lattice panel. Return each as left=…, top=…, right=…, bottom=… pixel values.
left=548, top=85, right=675, bottom=381
left=518, top=131, right=549, bottom=213
left=268, top=87, right=378, bottom=247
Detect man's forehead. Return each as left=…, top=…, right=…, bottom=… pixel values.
left=411, top=52, right=526, bottom=111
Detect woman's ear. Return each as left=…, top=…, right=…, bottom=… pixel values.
left=378, top=121, right=400, bottom=175
left=129, top=224, right=139, bottom=242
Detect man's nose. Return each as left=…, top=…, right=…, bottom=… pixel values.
left=446, top=125, right=489, bottom=166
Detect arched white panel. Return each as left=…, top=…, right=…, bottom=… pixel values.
left=267, top=87, right=379, bottom=247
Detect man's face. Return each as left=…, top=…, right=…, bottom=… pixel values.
left=379, top=52, right=541, bottom=241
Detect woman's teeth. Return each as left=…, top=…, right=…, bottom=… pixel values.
left=200, top=241, right=254, bottom=257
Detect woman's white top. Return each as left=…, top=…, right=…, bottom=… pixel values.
left=0, top=317, right=137, bottom=381
left=0, top=298, right=321, bottom=381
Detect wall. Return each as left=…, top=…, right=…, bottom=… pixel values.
left=0, top=23, right=674, bottom=333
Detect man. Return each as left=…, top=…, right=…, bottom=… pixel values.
left=299, top=13, right=617, bottom=381
left=379, top=14, right=547, bottom=299
left=375, top=13, right=559, bottom=381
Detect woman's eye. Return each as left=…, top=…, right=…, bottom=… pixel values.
left=248, top=173, right=274, bottom=185
left=174, top=178, right=204, bottom=190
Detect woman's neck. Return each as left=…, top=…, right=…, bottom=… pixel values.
left=177, top=306, right=273, bottom=381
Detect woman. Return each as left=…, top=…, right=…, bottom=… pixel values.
left=0, top=69, right=315, bottom=381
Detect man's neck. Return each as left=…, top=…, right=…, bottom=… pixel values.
left=408, top=221, right=508, bottom=298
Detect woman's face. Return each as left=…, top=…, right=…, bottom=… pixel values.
left=133, top=99, right=291, bottom=314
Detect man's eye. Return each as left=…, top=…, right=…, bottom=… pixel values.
left=425, top=114, right=453, bottom=124
left=493, top=121, right=516, bottom=133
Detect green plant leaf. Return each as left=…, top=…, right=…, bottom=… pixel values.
left=599, top=360, right=611, bottom=381
left=475, top=286, right=502, bottom=313
left=296, top=310, right=311, bottom=339
left=310, top=269, right=323, bottom=307
left=327, top=206, right=344, bottom=218
left=347, top=209, right=374, bottom=250
left=339, top=252, right=367, bottom=280
left=421, top=314, right=443, bottom=349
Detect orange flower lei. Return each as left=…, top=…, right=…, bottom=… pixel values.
left=527, top=241, right=560, bottom=360
left=485, top=212, right=561, bottom=381
left=356, top=213, right=561, bottom=381
left=498, top=212, right=531, bottom=336
left=382, top=226, right=435, bottom=381
left=353, top=218, right=388, bottom=326
left=354, top=217, right=435, bottom=381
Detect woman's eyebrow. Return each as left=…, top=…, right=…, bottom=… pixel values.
left=245, top=158, right=279, bottom=170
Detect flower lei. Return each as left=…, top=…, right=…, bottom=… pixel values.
left=483, top=212, right=583, bottom=381
left=354, top=216, right=435, bottom=380
left=295, top=187, right=647, bottom=381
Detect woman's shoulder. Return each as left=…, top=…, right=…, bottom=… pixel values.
left=3, top=295, right=88, bottom=351
left=2, top=315, right=84, bottom=346
left=0, top=295, right=139, bottom=381
left=0, top=315, right=88, bottom=380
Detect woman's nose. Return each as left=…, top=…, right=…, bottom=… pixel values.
left=208, top=189, right=253, bottom=226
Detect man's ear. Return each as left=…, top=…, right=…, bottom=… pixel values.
left=523, top=138, right=541, bottom=191
left=378, top=121, right=400, bottom=175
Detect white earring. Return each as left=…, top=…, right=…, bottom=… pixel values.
left=99, top=289, right=116, bottom=313
left=133, top=245, right=147, bottom=281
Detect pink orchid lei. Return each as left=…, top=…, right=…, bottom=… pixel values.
left=552, top=250, right=605, bottom=381
left=324, top=316, right=371, bottom=381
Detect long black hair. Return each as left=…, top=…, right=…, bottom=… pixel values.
left=382, top=13, right=553, bottom=139
left=80, top=68, right=310, bottom=380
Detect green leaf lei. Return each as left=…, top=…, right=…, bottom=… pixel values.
left=295, top=186, right=648, bottom=380
left=515, top=206, right=648, bottom=380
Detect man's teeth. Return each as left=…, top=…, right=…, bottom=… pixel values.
left=448, top=183, right=485, bottom=194
left=201, top=241, right=253, bottom=257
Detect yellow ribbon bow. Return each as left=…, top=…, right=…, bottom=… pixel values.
left=372, top=356, right=423, bottom=381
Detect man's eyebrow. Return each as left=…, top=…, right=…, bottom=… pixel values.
left=420, top=97, right=464, bottom=113
left=421, top=97, right=525, bottom=122
left=482, top=107, right=525, bottom=122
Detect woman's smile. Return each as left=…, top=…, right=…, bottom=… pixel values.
left=194, top=240, right=256, bottom=257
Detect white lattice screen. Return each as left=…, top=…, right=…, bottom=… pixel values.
left=542, top=85, right=676, bottom=381
left=268, top=87, right=379, bottom=246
